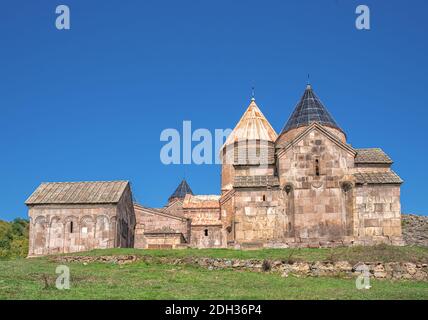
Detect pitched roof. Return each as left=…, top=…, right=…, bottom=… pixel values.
left=169, top=179, right=193, bottom=200
left=281, top=84, right=343, bottom=134
left=234, top=175, right=280, bottom=188
left=355, top=148, right=393, bottom=164
left=354, top=171, right=403, bottom=185
left=25, top=181, right=129, bottom=205
left=223, top=100, right=278, bottom=148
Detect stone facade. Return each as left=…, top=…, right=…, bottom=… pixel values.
left=133, top=203, right=190, bottom=249
left=182, top=195, right=224, bottom=248
left=134, top=85, right=404, bottom=250
left=26, top=181, right=136, bottom=256
left=216, top=85, right=404, bottom=248
left=27, top=85, right=405, bottom=255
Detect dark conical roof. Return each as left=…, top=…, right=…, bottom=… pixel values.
left=281, top=84, right=343, bottom=134
left=169, top=179, right=193, bottom=200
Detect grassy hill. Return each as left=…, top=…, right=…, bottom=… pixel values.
left=0, top=215, right=427, bottom=299
left=0, top=246, right=428, bottom=300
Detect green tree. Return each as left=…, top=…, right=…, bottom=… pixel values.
left=0, top=218, right=29, bottom=259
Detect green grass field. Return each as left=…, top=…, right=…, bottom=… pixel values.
left=0, top=246, right=427, bottom=300
left=69, top=245, right=428, bottom=263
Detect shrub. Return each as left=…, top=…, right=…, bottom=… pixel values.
left=0, top=218, right=29, bottom=258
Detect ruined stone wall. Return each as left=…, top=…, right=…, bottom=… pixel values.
left=354, top=184, right=403, bottom=245
left=28, top=204, right=117, bottom=256
left=277, top=128, right=356, bottom=243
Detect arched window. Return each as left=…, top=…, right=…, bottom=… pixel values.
left=262, top=195, right=266, bottom=201
left=315, top=159, right=320, bottom=176
left=70, top=221, right=74, bottom=233
left=204, top=229, right=208, bottom=237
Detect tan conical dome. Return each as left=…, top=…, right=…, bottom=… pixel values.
left=222, top=99, right=277, bottom=149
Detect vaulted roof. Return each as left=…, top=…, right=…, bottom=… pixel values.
left=25, top=181, right=130, bottom=205
left=169, top=179, right=193, bottom=200
left=281, top=84, right=343, bottom=135
left=223, top=99, right=278, bottom=148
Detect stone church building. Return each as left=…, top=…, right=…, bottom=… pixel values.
left=26, top=181, right=136, bottom=256
left=26, top=84, right=404, bottom=255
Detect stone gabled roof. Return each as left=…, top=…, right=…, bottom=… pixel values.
left=281, top=84, right=343, bottom=135
left=169, top=179, right=193, bottom=200
left=222, top=99, right=278, bottom=149
left=354, top=171, right=403, bottom=185
left=355, top=148, right=393, bottom=164
left=234, top=175, right=280, bottom=188
left=25, top=181, right=130, bottom=205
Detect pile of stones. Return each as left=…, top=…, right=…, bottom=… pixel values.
left=51, top=255, right=138, bottom=265
left=177, top=257, right=428, bottom=281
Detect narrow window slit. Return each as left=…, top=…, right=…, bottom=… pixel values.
left=315, top=159, right=320, bottom=176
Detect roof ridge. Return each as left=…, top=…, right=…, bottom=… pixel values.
left=39, top=180, right=129, bottom=184
left=25, top=181, right=130, bottom=205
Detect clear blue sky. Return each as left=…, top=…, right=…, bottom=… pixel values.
left=0, top=0, right=427, bottom=221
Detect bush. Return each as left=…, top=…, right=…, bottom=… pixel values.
left=0, top=218, right=29, bottom=259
